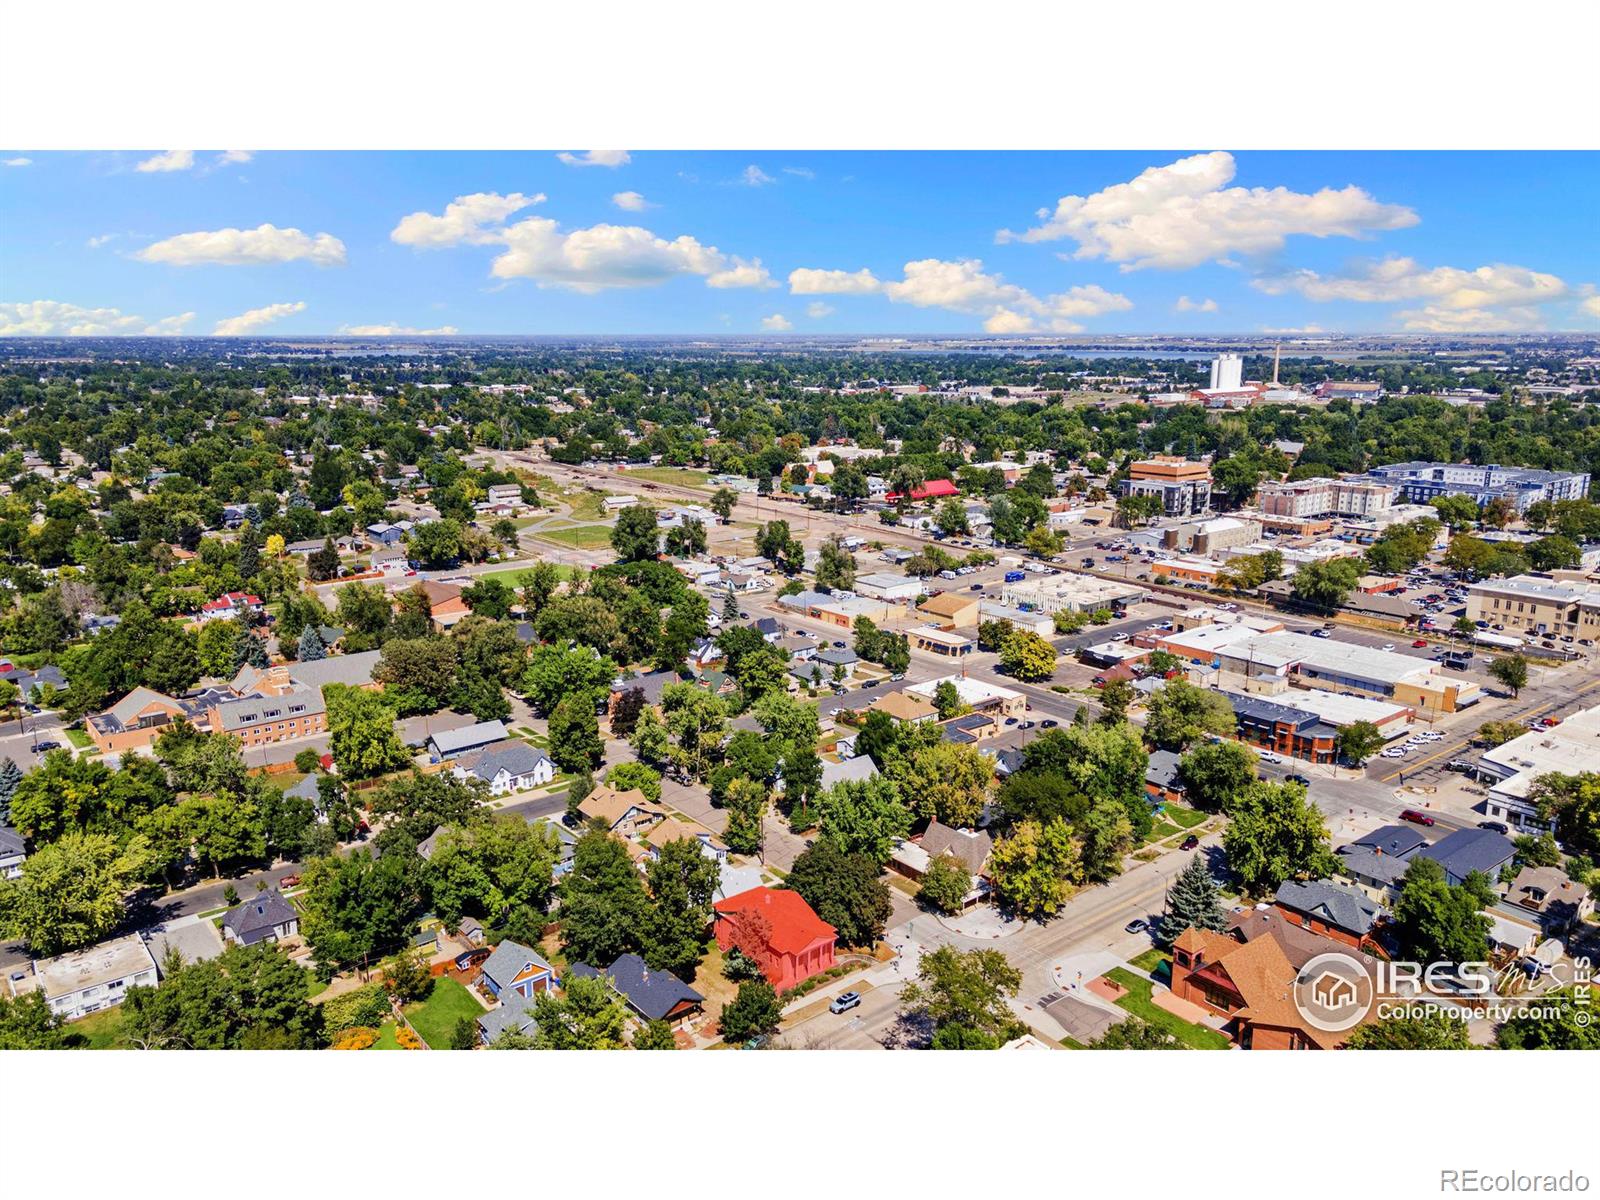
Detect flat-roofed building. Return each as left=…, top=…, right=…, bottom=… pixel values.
left=1353, top=462, right=1589, bottom=512
left=1467, top=574, right=1600, bottom=640
left=11, top=934, right=158, bottom=1019
left=1000, top=572, right=1146, bottom=615
left=906, top=675, right=1026, bottom=719
left=1258, top=477, right=1395, bottom=520
left=910, top=626, right=976, bottom=658
left=1162, top=515, right=1262, bottom=555
left=978, top=602, right=1055, bottom=637
left=853, top=571, right=924, bottom=602
left=918, top=591, right=980, bottom=630
left=1120, top=456, right=1212, bottom=517
left=1214, top=631, right=1480, bottom=716
left=1473, top=702, right=1600, bottom=833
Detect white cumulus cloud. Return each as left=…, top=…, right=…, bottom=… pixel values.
left=391, top=192, right=544, bottom=248
left=218, top=150, right=253, bottom=165
left=806, top=301, right=834, bottom=319
left=761, top=314, right=792, bottom=331
left=1174, top=296, right=1219, bottom=313
left=491, top=218, right=759, bottom=293
left=1582, top=296, right=1600, bottom=320
left=340, top=323, right=460, bottom=336
left=556, top=150, right=631, bottom=168
left=0, top=300, right=194, bottom=336
left=213, top=300, right=306, bottom=336
left=136, top=150, right=196, bottom=173
left=3, top=157, right=31, bottom=168
left=612, top=191, right=651, bottom=212
left=788, top=267, right=883, bottom=295
left=706, top=258, right=775, bottom=289
left=741, top=165, right=776, bottom=187
left=997, top=151, right=1419, bottom=271
left=1255, top=256, right=1578, bottom=331
left=136, top=223, right=347, bottom=267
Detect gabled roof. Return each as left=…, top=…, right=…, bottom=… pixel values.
left=920, top=821, right=993, bottom=874
left=1415, top=827, right=1515, bottom=885
left=868, top=690, right=938, bottom=723
left=221, top=890, right=297, bottom=938
left=1274, top=879, right=1381, bottom=937
left=820, top=755, right=879, bottom=790
left=428, top=719, right=510, bottom=755
left=1145, top=748, right=1183, bottom=790
left=569, top=953, right=703, bottom=1022
left=455, top=740, right=551, bottom=783
left=1347, top=823, right=1426, bottom=859
left=714, top=886, right=835, bottom=955
left=579, top=785, right=661, bottom=828
left=477, top=990, right=538, bottom=1041
left=480, top=940, right=555, bottom=990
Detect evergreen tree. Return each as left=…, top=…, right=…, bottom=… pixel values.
left=722, top=592, right=740, bottom=624
left=0, top=757, right=21, bottom=826
left=1163, top=855, right=1227, bottom=940
left=237, top=526, right=261, bottom=580
left=298, top=624, right=328, bottom=662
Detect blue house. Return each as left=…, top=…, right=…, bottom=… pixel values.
left=479, top=940, right=558, bottom=1002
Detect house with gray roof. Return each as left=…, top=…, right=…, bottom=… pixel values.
left=450, top=740, right=555, bottom=795
left=427, top=719, right=510, bottom=760
left=232, top=648, right=383, bottom=694
left=1415, top=827, right=1515, bottom=888
left=476, top=990, right=538, bottom=1045
left=1273, top=879, right=1383, bottom=946
left=820, top=754, right=879, bottom=790
left=221, top=890, right=299, bottom=946
left=480, top=940, right=558, bottom=1002
left=1333, top=845, right=1413, bottom=904
left=1145, top=749, right=1184, bottom=802
left=1349, top=823, right=1427, bottom=860
left=569, top=953, right=703, bottom=1026
left=0, top=826, right=26, bottom=880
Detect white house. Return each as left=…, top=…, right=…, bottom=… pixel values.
left=450, top=741, right=556, bottom=796
left=12, top=934, right=159, bottom=1020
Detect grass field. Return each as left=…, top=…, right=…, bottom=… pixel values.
left=1104, top=967, right=1229, bottom=1049
left=374, top=1021, right=403, bottom=1049
left=1160, top=805, right=1208, bottom=830
left=619, top=467, right=711, bottom=490
left=65, top=1007, right=127, bottom=1049
left=475, top=563, right=584, bottom=589
left=537, top=524, right=614, bottom=549
left=402, top=978, right=484, bottom=1048
left=566, top=491, right=609, bottom=520
left=64, top=727, right=93, bottom=749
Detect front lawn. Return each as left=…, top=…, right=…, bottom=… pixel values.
left=64, top=727, right=93, bottom=749
left=1103, top=967, right=1229, bottom=1049
left=373, top=1021, right=403, bottom=1049
left=1160, top=805, right=1208, bottom=830
left=538, top=524, right=615, bottom=550
left=402, top=978, right=483, bottom=1048
left=476, top=563, right=584, bottom=589
left=65, top=1006, right=128, bottom=1049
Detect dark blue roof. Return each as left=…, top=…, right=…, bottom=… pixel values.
left=1349, top=823, right=1426, bottom=859
left=569, top=953, right=702, bottom=1021
left=1416, top=828, right=1515, bottom=885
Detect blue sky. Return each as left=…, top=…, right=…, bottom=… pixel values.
left=2, top=150, right=1597, bottom=337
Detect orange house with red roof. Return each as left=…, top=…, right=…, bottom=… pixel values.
left=713, top=886, right=836, bottom=992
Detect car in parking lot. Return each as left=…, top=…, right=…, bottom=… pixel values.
left=829, top=991, right=863, bottom=1015
left=1399, top=808, right=1436, bottom=826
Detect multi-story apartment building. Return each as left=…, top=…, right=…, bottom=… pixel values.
left=1257, top=477, right=1395, bottom=520
left=1352, top=462, right=1590, bottom=512
left=1119, top=456, right=1212, bottom=517
left=1467, top=574, right=1600, bottom=640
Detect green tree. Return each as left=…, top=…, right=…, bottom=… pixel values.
left=610, top=504, right=661, bottom=562
left=1091, top=1017, right=1184, bottom=1049
left=1144, top=678, right=1235, bottom=751
left=532, top=973, right=629, bottom=1049
left=722, top=776, right=768, bottom=856
left=1489, top=654, right=1528, bottom=697
left=119, top=942, right=325, bottom=1049
left=1391, top=856, right=1492, bottom=968
left=918, top=854, right=972, bottom=915
left=815, top=535, right=857, bottom=590
left=629, top=704, right=673, bottom=768
left=1163, top=855, right=1227, bottom=939
left=324, top=683, right=410, bottom=779
left=987, top=818, right=1081, bottom=919
left=719, top=979, right=782, bottom=1044
left=307, top=537, right=341, bottom=582
left=642, top=836, right=721, bottom=979
left=1344, top=1008, right=1472, bottom=1050
left=1496, top=988, right=1600, bottom=1049
left=560, top=829, right=650, bottom=965
left=549, top=693, right=604, bottom=772
left=786, top=840, right=892, bottom=948
left=1290, top=557, right=1361, bottom=613
left=0, top=990, right=66, bottom=1049
left=604, top=761, right=662, bottom=803
left=1528, top=772, right=1600, bottom=859
left=1336, top=720, right=1386, bottom=765
left=998, top=628, right=1056, bottom=681
left=899, top=945, right=1024, bottom=1049
left=0, top=832, right=147, bottom=956
left=754, top=520, right=804, bottom=574
left=816, top=775, right=912, bottom=864
left=634, top=1018, right=679, bottom=1049
left=297, top=848, right=419, bottom=974
left=1220, top=780, right=1337, bottom=897
left=659, top=683, right=728, bottom=780
left=1176, top=740, right=1258, bottom=813
left=709, top=487, right=738, bottom=524
left=895, top=741, right=992, bottom=828
left=297, top=623, right=328, bottom=662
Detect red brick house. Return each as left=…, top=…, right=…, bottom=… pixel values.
left=713, top=886, right=836, bottom=992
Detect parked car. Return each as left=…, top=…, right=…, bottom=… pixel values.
left=1041, top=719, right=1058, bottom=728
left=1399, top=809, right=1436, bottom=826
left=1180, top=834, right=1200, bottom=850
left=28, top=740, right=60, bottom=753
left=278, top=874, right=301, bottom=889
left=829, top=991, right=863, bottom=1015
left=1285, top=774, right=1310, bottom=787
left=1412, top=639, right=1429, bottom=648
left=1124, top=918, right=1150, bottom=934
left=1477, top=821, right=1510, bottom=835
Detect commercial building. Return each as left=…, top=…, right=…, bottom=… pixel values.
left=978, top=602, right=1055, bottom=636
left=1209, top=352, right=1244, bottom=392
left=1473, top=703, right=1600, bottom=833
left=1162, top=515, right=1262, bottom=555
left=917, top=591, right=979, bottom=630
left=1257, top=477, right=1396, bottom=521
left=1223, top=692, right=1338, bottom=763
left=1119, top=456, right=1212, bottom=517
left=905, top=675, right=1027, bottom=719
left=1351, top=462, right=1589, bottom=512
left=1467, top=574, right=1600, bottom=640
left=1212, top=630, right=1480, bottom=717
left=852, top=571, right=925, bottom=602
left=909, top=626, right=976, bottom=658
left=1000, top=572, right=1146, bottom=614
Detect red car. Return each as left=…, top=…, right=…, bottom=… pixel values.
left=1412, top=639, right=1429, bottom=648
left=278, top=874, right=301, bottom=888
left=1399, top=809, right=1435, bottom=827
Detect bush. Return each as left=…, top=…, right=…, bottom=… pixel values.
left=330, top=1026, right=379, bottom=1050
left=395, top=1024, right=423, bottom=1050
left=918, top=855, right=972, bottom=914
left=322, top=983, right=391, bottom=1034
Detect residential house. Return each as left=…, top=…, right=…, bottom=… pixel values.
left=1272, top=879, right=1383, bottom=950
left=641, top=816, right=727, bottom=865
left=402, top=579, right=472, bottom=628
left=0, top=826, right=26, bottom=880
left=480, top=940, right=559, bottom=1002
left=427, top=720, right=510, bottom=761
left=451, top=741, right=555, bottom=796
left=477, top=990, right=539, bottom=1045
left=1145, top=749, right=1185, bottom=804
left=1501, top=866, right=1593, bottom=934
left=889, top=821, right=994, bottom=908
left=1415, top=827, right=1515, bottom=888
left=197, top=591, right=264, bottom=624
left=1332, top=846, right=1415, bottom=905
left=578, top=785, right=666, bottom=838
left=1347, top=824, right=1428, bottom=860
left=11, top=934, right=158, bottom=1020
left=819, top=755, right=879, bottom=790
left=569, top=954, right=704, bottom=1028
left=221, top=890, right=300, bottom=946
left=714, top=887, right=837, bottom=991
